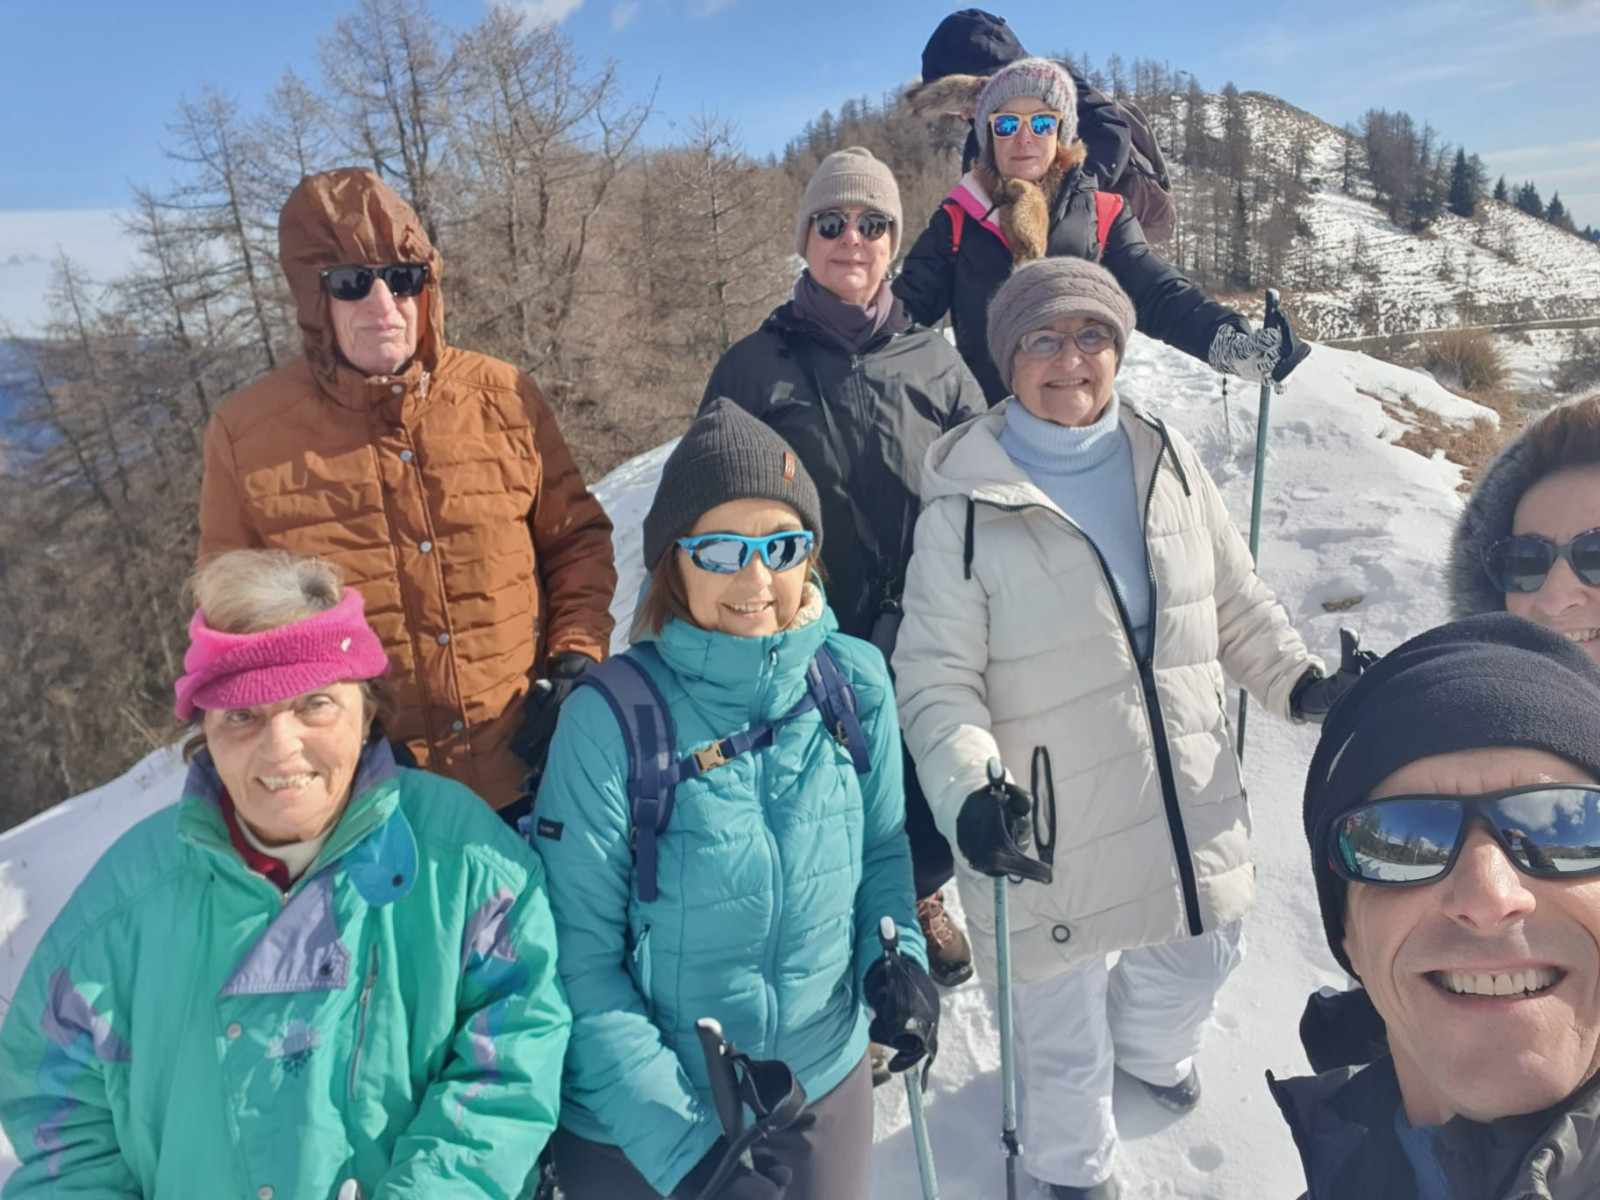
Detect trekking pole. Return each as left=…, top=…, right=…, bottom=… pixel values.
left=1221, top=376, right=1235, bottom=457
left=1234, top=288, right=1283, bottom=760
left=987, top=756, right=1023, bottom=1200
left=696, top=1018, right=749, bottom=1168
left=878, top=917, right=941, bottom=1200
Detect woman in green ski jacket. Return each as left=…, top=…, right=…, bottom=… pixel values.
left=533, top=402, right=937, bottom=1200
left=0, top=550, right=571, bottom=1200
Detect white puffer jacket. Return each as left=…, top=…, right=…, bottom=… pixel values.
left=894, top=400, right=1320, bottom=984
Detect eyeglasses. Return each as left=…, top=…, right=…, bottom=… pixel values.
left=1483, top=529, right=1600, bottom=593
left=320, top=263, right=430, bottom=302
left=810, top=210, right=894, bottom=242
left=990, top=112, right=1063, bottom=139
left=1018, top=325, right=1117, bottom=359
left=1329, top=785, right=1600, bottom=886
left=676, top=531, right=815, bottom=574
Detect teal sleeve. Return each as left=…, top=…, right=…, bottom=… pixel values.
left=0, top=931, right=141, bottom=1198
left=844, top=643, right=927, bottom=984
left=375, top=850, right=572, bottom=1198
left=531, top=688, right=721, bottom=1196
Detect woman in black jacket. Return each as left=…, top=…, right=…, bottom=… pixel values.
left=895, top=56, right=1303, bottom=405
left=702, top=146, right=986, bottom=994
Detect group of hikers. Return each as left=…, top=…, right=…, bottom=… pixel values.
left=5, top=9, right=1600, bottom=1200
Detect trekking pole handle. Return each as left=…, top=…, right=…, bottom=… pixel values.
left=877, top=917, right=934, bottom=1058
left=695, top=1018, right=746, bottom=1146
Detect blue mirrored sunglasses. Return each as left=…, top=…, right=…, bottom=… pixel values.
left=676, top=531, right=815, bottom=574
left=1329, top=785, right=1600, bottom=886
left=990, top=112, right=1063, bottom=139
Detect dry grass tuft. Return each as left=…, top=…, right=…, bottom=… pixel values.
left=1422, top=328, right=1508, bottom=393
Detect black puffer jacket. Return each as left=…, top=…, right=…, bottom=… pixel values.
left=1270, top=1054, right=1600, bottom=1200
left=701, top=303, right=984, bottom=641
left=894, top=166, right=1247, bottom=405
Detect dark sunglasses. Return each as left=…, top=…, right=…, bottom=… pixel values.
left=1483, top=528, right=1600, bottom=593
left=676, top=531, right=815, bottom=575
left=320, top=263, right=430, bottom=302
left=1019, top=325, right=1117, bottom=359
left=990, top=111, right=1063, bottom=139
left=1329, top=784, right=1600, bottom=886
left=811, top=209, right=894, bottom=242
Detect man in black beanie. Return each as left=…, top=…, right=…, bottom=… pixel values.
left=1272, top=611, right=1600, bottom=1199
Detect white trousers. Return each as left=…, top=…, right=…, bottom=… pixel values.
left=1009, top=921, right=1245, bottom=1188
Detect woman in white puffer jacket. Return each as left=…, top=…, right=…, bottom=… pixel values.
left=892, top=258, right=1369, bottom=1199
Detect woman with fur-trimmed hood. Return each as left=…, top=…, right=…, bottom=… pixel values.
left=1449, top=396, right=1600, bottom=664
left=894, top=57, right=1305, bottom=405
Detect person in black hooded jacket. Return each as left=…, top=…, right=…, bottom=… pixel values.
left=702, top=147, right=985, bottom=995
left=895, top=56, right=1303, bottom=406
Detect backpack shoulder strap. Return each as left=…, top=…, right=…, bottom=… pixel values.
left=806, top=646, right=871, bottom=776
left=1093, top=191, right=1125, bottom=261
left=575, top=654, right=678, bottom=903
left=941, top=199, right=967, bottom=255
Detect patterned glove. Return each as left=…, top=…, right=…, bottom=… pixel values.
left=1208, top=324, right=1284, bottom=383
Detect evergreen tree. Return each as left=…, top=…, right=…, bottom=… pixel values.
left=1515, top=181, right=1545, bottom=219
left=1493, top=175, right=1509, bottom=202
left=1547, top=192, right=1576, bottom=233
left=1447, top=148, right=1477, bottom=217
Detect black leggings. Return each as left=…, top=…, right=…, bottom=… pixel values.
left=551, top=1053, right=874, bottom=1200
left=902, top=744, right=955, bottom=899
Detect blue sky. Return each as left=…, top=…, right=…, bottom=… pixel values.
left=2, top=0, right=1598, bottom=328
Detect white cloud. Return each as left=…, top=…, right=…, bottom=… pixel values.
left=0, top=210, right=135, bottom=335
left=610, top=1, right=638, bottom=29
left=690, top=0, right=736, bottom=16
left=502, top=0, right=583, bottom=28
left=1481, top=138, right=1600, bottom=164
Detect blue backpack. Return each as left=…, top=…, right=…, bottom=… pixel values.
left=574, top=645, right=871, bottom=902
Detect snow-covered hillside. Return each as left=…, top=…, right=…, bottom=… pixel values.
left=0, top=334, right=1495, bottom=1197
left=1191, top=92, right=1600, bottom=340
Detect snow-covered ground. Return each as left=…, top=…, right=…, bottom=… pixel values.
left=0, top=333, right=1494, bottom=1196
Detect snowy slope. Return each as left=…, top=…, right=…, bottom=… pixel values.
left=0, top=335, right=1493, bottom=1196
left=1180, top=92, right=1600, bottom=341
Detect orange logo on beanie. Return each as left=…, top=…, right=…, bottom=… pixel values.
left=783, top=452, right=796, bottom=482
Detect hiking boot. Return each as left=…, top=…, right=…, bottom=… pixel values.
left=1049, top=1176, right=1123, bottom=1199
left=917, top=891, right=974, bottom=987
left=1138, top=1067, right=1202, bottom=1114
left=870, top=1042, right=892, bottom=1088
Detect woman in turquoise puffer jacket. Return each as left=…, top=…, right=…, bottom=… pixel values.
left=0, top=551, right=570, bottom=1199
left=533, top=401, right=936, bottom=1200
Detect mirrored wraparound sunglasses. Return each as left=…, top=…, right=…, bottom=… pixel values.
left=1483, top=528, right=1600, bottom=593
left=990, top=111, right=1063, bottom=139
left=1329, top=785, right=1600, bottom=886
left=676, top=531, right=815, bottom=574
left=811, top=209, right=894, bottom=242
left=320, top=263, right=430, bottom=302
left=1019, top=325, right=1117, bottom=359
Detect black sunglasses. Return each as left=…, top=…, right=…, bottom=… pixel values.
left=811, top=209, right=894, bottom=242
left=320, top=263, right=430, bottom=302
left=1483, top=528, right=1600, bottom=593
left=1329, top=785, right=1600, bottom=886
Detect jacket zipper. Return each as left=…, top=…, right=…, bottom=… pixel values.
left=348, top=942, right=380, bottom=1097
left=758, top=646, right=785, bottom=1055
left=967, top=426, right=1204, bottom=936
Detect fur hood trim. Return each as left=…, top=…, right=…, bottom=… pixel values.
left=904, top=73, right=988, bottom=119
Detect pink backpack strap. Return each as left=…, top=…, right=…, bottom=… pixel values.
left=1093, top=191, right=1124, bottom=261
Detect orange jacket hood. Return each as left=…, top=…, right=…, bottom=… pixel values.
left=277, top=167, right=446, bottom=391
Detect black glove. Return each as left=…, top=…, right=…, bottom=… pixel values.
left=510, top=652, right=594, bottom=772
left=674, top=1139, right=791, bottom=1200
left=1289, top=629, right=1380, bottom=724
left=956, top=780, right=1053, bottom=884
left=864, top=950, right=941, bottom=1073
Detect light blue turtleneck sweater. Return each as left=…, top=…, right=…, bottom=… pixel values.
left=999, top=392, right=1153, bottom=658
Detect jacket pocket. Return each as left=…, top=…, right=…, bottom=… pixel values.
left=626, top=924, right=654, bottom=1019
left=348, top=942, right=381, bottom=1099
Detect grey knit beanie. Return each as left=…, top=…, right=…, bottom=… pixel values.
left=986, top=258, right=1137, bottom=390
left=974, top=57, right=1079, bottom=158
left=643, top=399, right=824, bottom=570
left=795, top=147, right=903, bottom=258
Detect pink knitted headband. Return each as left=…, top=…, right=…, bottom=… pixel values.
left=173, top=589, right=391, bottom=721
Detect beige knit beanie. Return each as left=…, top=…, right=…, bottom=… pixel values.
left=986, top=258, right=1137, bottom=390
left=795, top=147, right=903, bottom=258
